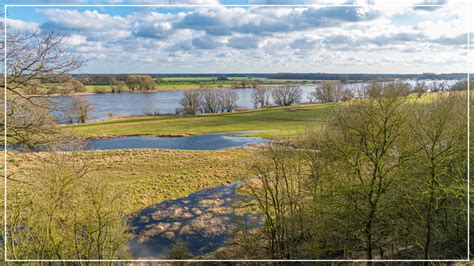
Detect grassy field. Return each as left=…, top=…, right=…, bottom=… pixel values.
left=85, top=83, right=235, bottom=93
left=63, top=103, right=333, bottom=139
left=28, top=77, right=324, bottom=95
left=161, top=77, right=218, bottom=82
left=62, top=93, right=445, bottom=139
left=85, top=80, right=312, bottom=93
left=12, top=148, right=259, bottom=215
left=27, top=82, right=237, bottom=94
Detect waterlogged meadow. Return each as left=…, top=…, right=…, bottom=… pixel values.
left=11, top=148, right=259, bottom=215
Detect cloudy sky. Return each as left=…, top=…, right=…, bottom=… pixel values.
left=3, top=0, right=471, bottom=74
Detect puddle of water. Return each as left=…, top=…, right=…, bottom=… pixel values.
left=86, top=132, right=269, bottom=151
left=129, top=180, right=261, bottom=259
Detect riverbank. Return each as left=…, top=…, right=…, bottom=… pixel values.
left=62, top=103, right=333, bottom=139
left=28, top=85, right=239, bottom=97
left=26, top=81, right=322, bottom=97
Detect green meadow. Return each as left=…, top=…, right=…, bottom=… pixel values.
left=63, top=103, right=333, bottom=139
left=85, top=83, right=235, bottom=93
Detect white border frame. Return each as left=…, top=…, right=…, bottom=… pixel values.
left=3, top=2, right=472, bottom=263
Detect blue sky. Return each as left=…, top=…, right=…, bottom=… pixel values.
left=3, top=0, right=471, bottom=74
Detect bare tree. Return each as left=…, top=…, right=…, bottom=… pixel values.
left=201, top=90, right=220, bottom=113
left=1, top=26, right=83, bottom=147
left=218, top=90, right=239, bottom=112
left=348, top=83, right=368, bottom=98
left=311, top=82, right=353, bottom=103
left=271, top=86, right=302, bottom=106
left=1, top=17, right=132, bottom=261
left=327, top=82, right=411, bottom=259
left=179, top=91, right=202, bottom=115
left=64, top=96, right=93, bottom=123
left=366, top=81, right=411, bottom=98
left=412, top=81, right=428, bottom=97
left=5, top=96, right=60, bottom=148
left=430, top=81, right=448, bottom=92
left=252, top=87, right=272, bottom=108
left=449, top=79, right=471, bottom=91
left=405, top=93, right=467, bottom=259
left=247, top=143, right=308, bottom=259
left=4, top=31, right=82, bottom=96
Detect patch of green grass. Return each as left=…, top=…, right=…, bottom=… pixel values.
left=63, top=104, right=333, bottom=139
left=85, top=83, right=236, bottom=92
left=155, top=82, right=232, bottom=90
left=161, top=77, right=217, bottom=82
left=24, top=78, right=324, bottom=95
left=86, top=85, right=113, bottom=93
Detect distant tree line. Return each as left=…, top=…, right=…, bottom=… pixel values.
left=29, top=74, right=159, bottom=95
left=72, top=72, right=469, bottom=81
left=77, top=74, right=157, bottom=92
left=251, top=86, right=304, bottom=108
left=32, top=73, right=468, bottom=96
left=265, top=72, right=467, bottom=81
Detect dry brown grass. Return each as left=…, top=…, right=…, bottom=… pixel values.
left=10, top=147, right=260, bottom=214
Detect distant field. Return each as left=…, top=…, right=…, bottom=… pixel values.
left=161, top=77, right=217, bottom=81
left=85, top=83, right=234, bottom=93
left=27, top=77, right=325, bottom=95
left=63, top=103, right=333, bottom=139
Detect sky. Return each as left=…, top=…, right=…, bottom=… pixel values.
left=2, top=0, right=472, bottom=74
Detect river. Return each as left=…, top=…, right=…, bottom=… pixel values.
left=50, top=80, right=459, bottom=122
left=51, top=86, right=317, bottom=122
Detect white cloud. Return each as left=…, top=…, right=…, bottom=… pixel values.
left=4, top=18, right=39, bottom=32
left=9, top=0, right=220, bottom=4
left=38, top=9, right=128, bottom=32
left=9, top=4, right=468, bottom=73
left=63, top=34, right=87, bottom=46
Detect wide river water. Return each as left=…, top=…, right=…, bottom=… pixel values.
left=50, top=80, right=459, bottom=122
left=51, top=85, right=317, bottom=122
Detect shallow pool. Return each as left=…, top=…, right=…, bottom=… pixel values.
left=86, top=132, right=269, bottom=150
